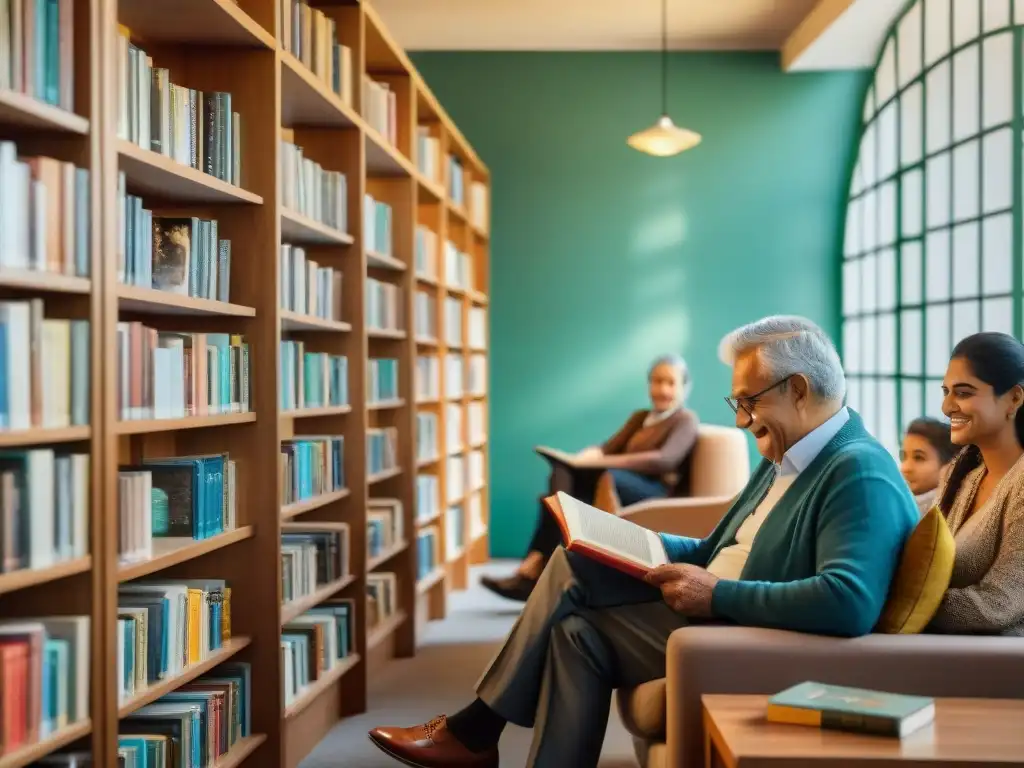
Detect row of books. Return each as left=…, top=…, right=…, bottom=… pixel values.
left=470, top=180, right=489, bottom=232
left=0, top=0, right=73, bottom=110
left=116, top=326, right=250, bottom=421
left=367, top=427, right=397, bottom=477
left=117, top=661, right=252, bottom=768
left=0, top=145, right=90, bottom=278
left=281, top=523, right=350, bottom=607
left=414, top=354, right=486, bottom=402
left=448, top=155, right=465, bottom=206
left=366, top=277, right=403, bottom=333
left=368, top=358, right=399, bottom=404
left=446, top=504, right=464, bottom=559
left=414, top=226, right=438, bottom=281
left=444, top=241, right=473, bottom=291
left=0, top=449, right=89, bottom=574
left=415, top=474, right=439, bottom=524
left=117, top=580, right=231, bottom=703
left=0, top=302, right=89, bottom=430
left=118, top=183, right=232, bottom=302
left=366, top=572, right=397, bottom=632
left=469, top=307, right=488, bottom=349
left=414, top=290, right=437, bottom=339
left=117, top=30, right=241, bottom=187
left=280, top=436, right=345, bottom=508
left=280, top=245, right=343, bottom=321
left=446, top=455, right=464, bottom=504
left=416, top=127, right=441, bottom=183
left=279, top=343, right=348, bottom=412
left=281, top=140, right=349, bottom=234
left=468, top=401, right=487, bottom=446
left=364, top=195, right=393, bottom=257
left=280, top=0, right=354, bottom=106
left=415, top=356, right=440, bottom=402
left=467, top=450, right=486, bottom=493
left=363, top=77, right=397, bottom=146
left=445, top=296, right=463, bottom=346
left=416, top=412, right=439, bottom=463
left=117, top=453, right=238, bottom=566
left=282, top=600, right=355, bottom=708
left=0, top=617, right=89, bottom=753
left=416, top=526, right=440, bottom=581
left=443, top=354, right=464, bottom=399
left=445, top=403, right=463, bottom=455
left=367, top=499, right=403, bottom=561
left=468, top=354, right=487, bottom=395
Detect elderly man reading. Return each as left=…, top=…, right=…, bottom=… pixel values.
left=367, top=316, right=919, bottom=768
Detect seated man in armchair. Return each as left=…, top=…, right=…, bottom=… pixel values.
left=367, top=315, right=920, bottom=768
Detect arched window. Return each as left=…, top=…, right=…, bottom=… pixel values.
left=842, top=0, right=1020, bottom=455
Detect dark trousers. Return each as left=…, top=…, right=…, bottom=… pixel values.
left=526, top=468, right=669, bottom=557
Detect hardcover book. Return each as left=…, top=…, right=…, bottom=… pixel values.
left=767, top=681, right=935, bottom=737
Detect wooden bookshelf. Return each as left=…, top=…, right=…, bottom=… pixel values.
left=0, top=1, right=489, bottom=767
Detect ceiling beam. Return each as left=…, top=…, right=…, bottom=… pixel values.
left=782, top=0, right=906, bottom=71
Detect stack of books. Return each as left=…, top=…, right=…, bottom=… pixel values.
left=416, top=356, right=440, bottom=402
left=416, top=413, right=439, bottom=463
left=366, top=427, right=398, bottom=477
left=414, top=290, right=437, bottom=339
left=279, top=0, right=354, bottom=105
left=280, top=523, right=351, bottom=606
left=367, top=358, right=399, bottom=404
left=280, top=140, right=348, bottom=233
left=364, top=195, right=393, bottom=257
left=279, top=342, right=348, bottom=411
left=280, top=245, right=343, bottom=321
left=366, top=277, right=402, bottom=332
left=447, top=155, right=464, bottom=206
left=414, top=226, right=438, bottom=279
left=0, top=0, right=75, bottom=111
left=416, top=526, right=440, bottom=580
left=366, top=572, right=397, bottom=630
left=280, top=437, right=345, bottom=507
left=416, top=127, right=440, bottom=182
left=367, top=499, right=403, bottom=560
left=282, top=599, right=355, bottom=707
left=363, top=78, right=397, bottom=144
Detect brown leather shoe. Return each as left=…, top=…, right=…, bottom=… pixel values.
left=480, top=573, right=536, bottom=602
left=368, top=715, right=499, bottom=768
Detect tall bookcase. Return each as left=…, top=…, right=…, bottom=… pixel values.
left=0, top=0, right=491, bottom=766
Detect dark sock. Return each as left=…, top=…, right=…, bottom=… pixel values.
left=446, top=698, right=506, bottom=752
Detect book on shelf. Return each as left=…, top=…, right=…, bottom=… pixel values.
left=116, top=580, right=232, bottom=703
left=414, top=290, right=437, bottom=339
left=415, top=474, right=439, bottom=523
left=0, top=0, right=74, bottom=111
left=446, top=455, right=464, bottom=504
left=280, top=245, right=343, bottom=321
left=282, top=598, right=355, bottom=707
left=366, top=427, right=397, bottom=477
left=363, top=77, right=397, bottom=145
left=366, top=572, right=397, bottom=630
left=367, top=358, right=399, bottom=404
left=365, top=277, right=403, bottom=332
left=468, top=402, right=486, bottom=445
left=367, top=498, right=403, bottom=560
left=469, top=354, right=487, bottom=396
left=445, top=504, right=464, bottom=559
left=470, top=181, right=489, bottom=231
left=469, top=307, right=487, bottom=349
left=0, top=300, right=89, bottom=431
left=119, top=661, right=252, bottom=766
left=279, top=0, right=354, bottom=105
left=444, top=296, right=463, bottom=346
left=280, top=139, right=348, bottom=233
left=415, top=412, right=438, bottom=463
left=468, top=450, right=485, bottom=493
left=444, top=355, right=463, bottom=399
left=414, top=225, right=438, bottom=280
left=415, top=356, right=439, bottom=402
left=280, top=436, right=345, bottom=507
left=117, top=28, right=241, bottom=186
left=447, top=154, right=465, bottom=205
left=0, top=144, right=90, bottom=278
left=364, top=195, right=392, bottom=257
left=116, top=326, right=250, bottom=421
left=767, top=681, right=936, bottom=738
left=118, top=178, right=232, bottom=301
left=279, top=342, right=348, bottom=411
left=117, top=453, right=238, bottom=566
left=281, top=523, right=350, bottom=607
left=468, top=493, right=486, bottom=540
left=445, top=403, right=462, bottom=455
left=543, top=491, right=670, bottom=579
left=302, top=598, right=355, bottom=657
left=416, top=127, right=441, bottom=182
left=0, top=616, right=89, bottom=752
left=444, top=240, right=472, bottom=289
left=416, top=526, right=440, bottom=580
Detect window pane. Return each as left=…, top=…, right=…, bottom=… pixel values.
left=878, top=103, right=898, bottom=182
left=879, top=313, right=897, bottom=375
left=1015, top=0, right=1024, bottom=23
left=982, top=213, right=1013, bottom=295
left=926, top=60, right=951, bottom=153
left=926, top=229, right=951, bottom=301
left=984, top=0, right=1010, bottom=31
left=902, top=379, right=924, bottom=425
left=926, top=303, right=951, bottom=376
left=983, top=128, right=1013, bottom=212
left=952, top=139, right=980, bottom=221
left=951, top=222, right=980, bottom=298
left=876, top=39, right=898, bottom=107
left=879, top=379, right=899, bottom=458
left=878, top=248, right=897, bottom=310
left=952, top=299, right=981, bottom=342
left=902, top=167, right=923, bottom=237
left=952, top=0, right=980, bottom=47
left=952, top=44, right=980, bottom=142
left=901, top=83, right=924, bottom=167
left=926, top=378, right=946, bottom=419
left=843, top=320, right=862, bottom=373
left=850, top=159, right=864, bottom=197
left=843, top=259, right=862, bottom=317
left=899, top=2, right=924, bottom=87
left=861, top=377, right=878, bottom=434
left=847, top=377, right=862, bottom=414
left=925, top=0, right=951, bottom=66
left=862, top=315, right=878, bottom=374
left=863, top=187, right=878, bottom=251
left=982, top=296, right=1014, bottom=334
left=901, top=240, right=923, bottom=305
left=845, top=196, right=862, bottom=257
left=862, top=252, right=878, bottom=313
left=863, top=85, right=876, bottom=124
left=982, top=33, right=1013, bottom=129
left=879, top=181, right=896, bottom=246
left=861, top=123, right=877, bottom=189
left=926, top=152, right=951, bottom=228
left=901, top=308, right=923, bottom=375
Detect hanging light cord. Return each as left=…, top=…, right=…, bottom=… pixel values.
left=660, top=0, right=668, bottom=116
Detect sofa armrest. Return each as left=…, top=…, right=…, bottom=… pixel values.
left=664, top=626, right=1024, bottom=767
left=619, top=496, right=732, bottom=539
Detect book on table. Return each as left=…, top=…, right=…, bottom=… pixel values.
left=767, top=681, right=936, bottom=737
left=543, top=491, right=669, bottom=579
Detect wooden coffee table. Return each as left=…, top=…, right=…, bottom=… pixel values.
left=703, top=694, right=1024, bottom=767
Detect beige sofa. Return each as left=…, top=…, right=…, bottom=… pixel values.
left=616, top=477, right=1024, bottom=768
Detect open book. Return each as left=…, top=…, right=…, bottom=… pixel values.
left=534, top=445, right=601, bottom=469
left=544, top=491, right=669, bottom=579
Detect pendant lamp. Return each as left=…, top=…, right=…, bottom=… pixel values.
left=627, top=0, right=701, bottom=157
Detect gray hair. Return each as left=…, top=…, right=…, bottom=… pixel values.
left=648, top=354, right=693, bottom=398
left=717, top=316, right=846, bottom=402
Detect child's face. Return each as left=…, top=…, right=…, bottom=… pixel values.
left=900, top=434, right=944, bottom=495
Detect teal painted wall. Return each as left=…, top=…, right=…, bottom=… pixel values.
left=411, top=52, right=869, bottom=557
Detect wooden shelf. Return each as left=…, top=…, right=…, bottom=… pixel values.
left=280, top=53, right=360, bottom=128
left=117, top=0, right=275, bottom=47
left=0, top=719, right=92, bottom=768
left=281, top=489, right=350, bottom=520
left=116, top=412, right=256, bottom=434
left=368, top=466, right=402, bottom=485
left=0, top=426, right=91, bottom=447
left=365, top=127, right=414, bottom=177
left=284, top=654, right=360, bottom=720
left=0, top=556, right=92, bottom=596
left=281, top=573, right=356, bottom=625
left=368, top=539, right=408, bottom=572
left=366, top=250, right=406, bottom=271
left=367, top=611, right=407, bottom=651
left=281, top=310, right=352, bottom=333
left=280, top=405, right=352, bottom=419
left=280, top=208, right=355, bottom=246
left=117, top=285, right=257, bottom=317
left=118, top=637, right=251, bottom=718
left=117, top=527, right=255, bottom=582
left=0, top=270, right=91, bottom=294
left=118, top=140, right=263, bottom=204
left=0, top=89, right=89, bottom=134
left=368, top=398, right=405, bottom=410
left=367, top=328, right=407, bottom=340
left=212, top=734, right=267, bottom=768
left=416, top=568, right=445, bottom=594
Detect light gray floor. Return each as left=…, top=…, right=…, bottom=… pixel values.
left=299, top=561, right=639, bottom=767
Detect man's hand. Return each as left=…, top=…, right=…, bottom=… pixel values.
left=646, top=563, right=719, bottom=617
left=575, top=446, right=603, bottom=461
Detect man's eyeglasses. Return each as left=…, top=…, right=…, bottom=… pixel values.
left=724, top=376, right=791, bottom=425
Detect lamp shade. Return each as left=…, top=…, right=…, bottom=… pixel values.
left=627, top=115, right=702, bottom=157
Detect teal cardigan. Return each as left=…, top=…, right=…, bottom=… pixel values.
left=660, top=411, right=918, bottom=637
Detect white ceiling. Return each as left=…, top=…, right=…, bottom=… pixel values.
left=371, top=0, right=822, bottom=52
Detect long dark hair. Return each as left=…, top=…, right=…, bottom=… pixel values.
left=938, top=332, right=1024, bottom=514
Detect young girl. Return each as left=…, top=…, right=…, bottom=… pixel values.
left=900, top=416, right=958, bottom=514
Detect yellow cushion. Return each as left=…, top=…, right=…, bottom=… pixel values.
left=876, top=504, right=955, bottom=634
